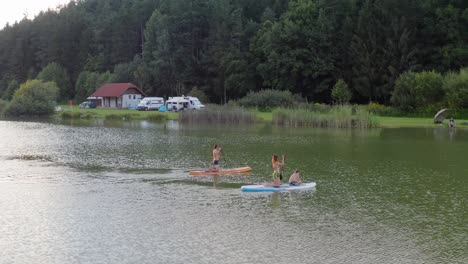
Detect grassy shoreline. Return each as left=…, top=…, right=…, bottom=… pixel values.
left=54, top=105, right=468, bottom=128
left=56, top=105, right=178, bottom=121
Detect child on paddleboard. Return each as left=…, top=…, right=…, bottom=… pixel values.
left=271, top=154, right=285, bottom=187
left=288, top=169, right=302, bottom=186
left=212, top=144, right=222, bottom=171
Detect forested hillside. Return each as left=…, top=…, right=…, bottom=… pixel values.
left=0, top=0, right=467, bottom=104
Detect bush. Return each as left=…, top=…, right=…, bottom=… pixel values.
left=238, top=89, right=298, bottom=111
left=296, top=102, right=332, bottom=113
left=392, top=70, right=444, bottom=112
left=60, top=111, right=82, bottom=119
left=413, top=70, right=444, bottom=106
left=331, top=79, right=352, bottom=105
left=444, top=68, right=468, bottom=110
left=366, top=102, right=403, bottom=116
left=4, top=80, right=59, bottom=116
left=187, top=87, right=209, bottom=104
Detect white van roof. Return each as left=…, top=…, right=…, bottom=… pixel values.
left=142, top=97, right=163, bottom=100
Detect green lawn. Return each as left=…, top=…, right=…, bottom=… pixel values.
left=57, top=105, right=179, bottom=120
left=255, top=111, right=273, bottom=122
left=254, top=111, right=468, bottom=128
left=377, top=116, right=468, bottom=128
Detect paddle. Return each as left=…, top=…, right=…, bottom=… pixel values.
left=280, top=154, right=286, bottom=181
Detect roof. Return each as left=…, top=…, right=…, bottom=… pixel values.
left=90, top=83, right=145, bottom=97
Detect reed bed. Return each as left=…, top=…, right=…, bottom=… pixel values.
left=273, top=105, right=379, bottom=128
left=179, top=105, right=257, bottom=124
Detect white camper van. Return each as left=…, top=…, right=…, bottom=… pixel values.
left=137, top=97, right=165, bottom=111
left=166, top=96, right=205, bottom=112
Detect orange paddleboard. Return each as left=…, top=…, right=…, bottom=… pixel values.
left=189, top=166, right=252, bottom=175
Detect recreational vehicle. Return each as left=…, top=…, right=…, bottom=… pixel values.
left=136, top=97, right=165, bottom=111
left=166, top=96, right=205, bottom=111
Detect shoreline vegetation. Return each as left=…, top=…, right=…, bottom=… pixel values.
left=179, top=105, right=256, bottom=124
left=272, top=106, right=378, bottom=128
left=51, top=104, right=468, bottom=129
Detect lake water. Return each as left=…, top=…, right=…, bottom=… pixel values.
left=0, top=119, right=466, bottom=264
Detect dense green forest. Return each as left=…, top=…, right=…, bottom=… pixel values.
left=0, top=0, right=467, bottom=106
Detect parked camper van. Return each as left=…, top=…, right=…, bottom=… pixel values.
left=137, top=97, right=165, bottom=111
left=166, top=96, right=205, bottom=112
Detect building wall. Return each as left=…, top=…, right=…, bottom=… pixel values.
left=97, top=87, right=145, bottom=108
left=122, top=93, right=143, bottom=108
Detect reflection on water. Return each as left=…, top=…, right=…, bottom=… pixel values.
left=0, top=120, right=467, bottom=264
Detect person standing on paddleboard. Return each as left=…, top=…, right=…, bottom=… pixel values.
left=212, top=144, right=222, bottom=171
left=272, top=154, right=285, bottom=187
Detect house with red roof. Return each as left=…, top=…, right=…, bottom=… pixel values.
left=87, top=83, right=146, bottom=108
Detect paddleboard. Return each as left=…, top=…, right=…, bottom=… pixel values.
left=241, top=182, right=316, bottom=192
left=189, top=166, right=252, bottom=175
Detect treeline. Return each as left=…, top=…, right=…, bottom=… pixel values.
left=0, top=0, right=467, bottom=106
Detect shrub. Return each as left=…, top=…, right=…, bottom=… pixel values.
left=366, top=102, right=403, bottom=116
left=444, top=68, right=468, bottom=110
left=413, top=70, right=444, bottom=107
left=238, top=89, right=298, bottom=111
left=187, top=87, right=210, bottom=104
left=331, top=79, right=352, bottom=105
left=392, top=70, right=444, bottom=112
left=60, top=111, right=82, bottom=119
left=4, top=80, right=59, bottom=116
left=296, top=102, right=332, bottom=113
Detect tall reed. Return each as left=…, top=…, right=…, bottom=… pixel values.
left=179, top=105, right=257, bottom=124
left=273, top=105, right=379, bottom=128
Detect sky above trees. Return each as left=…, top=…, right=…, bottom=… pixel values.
left=0, top=0, right=71, bottom=29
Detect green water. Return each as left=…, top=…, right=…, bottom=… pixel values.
left=0, top=120, right=466, bottom=263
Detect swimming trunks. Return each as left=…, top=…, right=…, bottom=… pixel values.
left=289, top=181, right=299, bottom=186
left=272, top=171, right=281, bottom=179
left=213, top=160, right=219, bottom=165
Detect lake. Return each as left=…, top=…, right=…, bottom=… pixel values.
left=0, top=119, right=466, bottom=264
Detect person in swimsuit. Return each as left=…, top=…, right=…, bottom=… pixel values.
left=449, top=118, right=455, bottom=127
left=212, top=144, right=221, bottom=171
left=288, top=169, right=302, bottom=186
left=271, top=154, right=285, bottom=187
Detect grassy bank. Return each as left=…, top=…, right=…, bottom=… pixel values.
left=256, top=111, right=468, bottom=128
left=56, top=105, right=178, bottom=121
left=377, top=116, right=468, bottom=128
left=53, top=105, right=468, bottom=128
